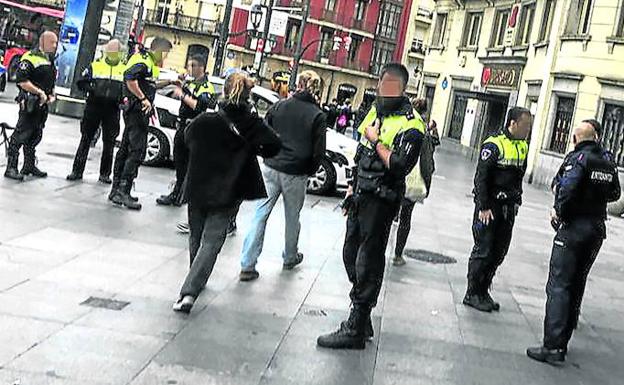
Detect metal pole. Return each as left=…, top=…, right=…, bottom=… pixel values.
left=134, top=0, right=145, bottom=40
left=288, top=0, right=309, bottom=91
left=213, top=0, right=235, bottom=77
left=256, top=0, right=274, bottom=82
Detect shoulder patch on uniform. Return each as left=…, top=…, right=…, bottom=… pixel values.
left=481, top=148, right=493, bottom=161
left=19, top=61, right=29, bottom=70
left=577, top=153, right=584, bottom=161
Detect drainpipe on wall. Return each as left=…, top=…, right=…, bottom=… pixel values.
left=525, top=0, right=570, bottom=184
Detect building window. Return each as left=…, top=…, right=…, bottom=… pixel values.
left=284, top=21, right=300, bottom=50
left=432, top=13, right=448, bottom=47
left=517, top=3, right=536, bottom=45
left=566, top=0, right=594, bottom=35
left=461, top=12, right=483, bottom=47
left=538, top=0, right=555, bottom=42
left=348, top=36, right=362, bottom=62
left=371, top=41, right=395, bottom=75
left=318, top=28, right=334, bottom=60
left=549, top=96, right=576, bottom=153
left=324, top=0, right=336, bottom=11
left=377, top=2, right=403, bottom=39
left=491, top=9, right=510, bottom=47
left=156, top=0, right=172, bottom=23
left=355, top=0, right=367, bottom=21
left=601, top=103, right=624, bottom=167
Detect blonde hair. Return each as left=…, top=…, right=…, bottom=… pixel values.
left=297, top=70, right=322, bottom=96
left=224, top=72, right=254, bottom=105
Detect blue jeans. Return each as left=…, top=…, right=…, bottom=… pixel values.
left=240, top=165, right=308, bottom=271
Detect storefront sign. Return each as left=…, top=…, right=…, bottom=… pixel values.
left=481, top=64, right=522, bottom=89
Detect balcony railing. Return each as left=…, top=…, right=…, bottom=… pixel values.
left=26, top=0, right=65, bottom=8
left=351, top=18, right=376, bottom=34
left=410, top=39, right=426, bottom=55
left=144, top=9, right=220, bottom=35
left=416, top=6, right=433, bottom=19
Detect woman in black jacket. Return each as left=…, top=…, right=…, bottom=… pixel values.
left=173, top=72, right=281, bottom=313
left=393, top=99, right=440, bottom=266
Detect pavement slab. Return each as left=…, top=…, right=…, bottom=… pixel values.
left=1, top=91, right=624, bottom=384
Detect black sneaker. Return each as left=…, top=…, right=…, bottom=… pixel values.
left=98, top=175, right=112, bottom=184
left=463, top=294, right=494, bottom=313
left=156, top=192, right=180, bottom=206
left=317, top=324, right=366, bottom=350
left=526, top=346, right=566, bottom=364
left=239, top=270, right=260, bottom=282
left=283, top=252, right=304, bottom=270
left=483, top=292, right=500, bottom=311
left=66, top=172, right=83, bottom=181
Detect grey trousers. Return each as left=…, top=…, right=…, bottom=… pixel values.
left=180, top=202, right=241, bottom=298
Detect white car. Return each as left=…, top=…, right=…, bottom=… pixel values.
left=123, top=72, right=358, bottom=195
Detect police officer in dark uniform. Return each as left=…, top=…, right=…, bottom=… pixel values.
left=527, top=119, right=621, bottom=364
left=67, top=39, right=125, bottom=183
left=317, top=63, right=425, bottom=350
left=4, top=31, right=57, bottom=181
left=156, top=55, right=216, bottom=206
left=464, top=107, right=532, bottom=312
left=109, top=36, right=173, bottom=210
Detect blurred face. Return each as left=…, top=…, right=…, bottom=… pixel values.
left=152, top=49, right=169, bottom=66
left=40, top=33, right=58, bottom=54
left=105, top=40, right=121, bottom=63
left=186, top=60, right=205, bottom=79
left=378, top=72, right=404, bottom=97
left=572, top=122, right=599, bottom=145
left=509, top=112, right=532, bottom=140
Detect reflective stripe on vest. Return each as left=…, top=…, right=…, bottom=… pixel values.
left=20, top=51, right=51, bottom=68
left=125, top=52, right=160, bottom=81
left=357, top=105, right=426, bottom=149
left=186, top=79, right=215, bottom=97
left=483, top=134, right=528, bottom=168
left=91, top=58, right=126, bottom=82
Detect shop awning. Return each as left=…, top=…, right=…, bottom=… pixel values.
left=0, top=0, right=64, bottom=19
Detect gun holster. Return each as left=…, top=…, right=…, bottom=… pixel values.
left=24, top=93, right=41, bottom=114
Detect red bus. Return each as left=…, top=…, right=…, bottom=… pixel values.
left=0, top=0, right=63, bottom=81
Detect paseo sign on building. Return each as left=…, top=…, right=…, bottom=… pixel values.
left=481, top=64, right=523, bottom=89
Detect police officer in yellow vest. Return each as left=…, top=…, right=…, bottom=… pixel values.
left=67, top=39, right=125, bottom=183
left=109, top=37, right=173, bottom=210
left=4, top=31, right=58, bottom=181
left=156, top=54, right=216, bottom=206
left=318, top=63, right=425, bottom=350
left=464, top=107, right=532, bottom=313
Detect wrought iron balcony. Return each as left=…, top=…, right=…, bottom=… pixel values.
left=144, top=9, right=220, bottom=36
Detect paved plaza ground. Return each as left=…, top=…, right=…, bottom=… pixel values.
left=0, top=87, right=623, bottom=384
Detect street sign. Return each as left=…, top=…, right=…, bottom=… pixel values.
left=269, top=11, right=289, bottom=37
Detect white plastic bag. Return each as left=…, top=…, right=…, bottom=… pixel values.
left=405, top=160, right=427, bottom=203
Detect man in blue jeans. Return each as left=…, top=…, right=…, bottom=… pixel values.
left=239, top=70, right=327, bottom=281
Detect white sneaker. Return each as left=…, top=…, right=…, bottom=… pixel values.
left=176, top=222, right=190, bottom=234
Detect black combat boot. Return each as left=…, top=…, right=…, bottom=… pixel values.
left=463, top=293, right=493, bottom=312
left=342, top=315, right=374, bottom=340
left=526, top=346, right=566, bottom=364
left=111, top=181, right=142, bottom=210
left=66, top=172, right=83, bottom=181
left=483, top=292, right=500, bottom=311
left=21, top=148, right=47, bottom=178
left=4, top=154, right=24, bottom=181
left=317, top=308, right=367, bottom=350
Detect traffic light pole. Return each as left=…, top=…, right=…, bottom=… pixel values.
left=256, top=0, right=275, bottom=81
left=213, top=0, right=235, bottom=77
left=288, top=0, right=310, bottom=91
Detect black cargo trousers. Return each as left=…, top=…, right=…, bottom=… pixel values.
left=543, top=218, right=604, bottom=349
left=70, top=100, right=120, bottom=178
left=466, top=202, right=518, bottom=295
left=112, top=106, right=150, bottom=189
left=342, top=192, right=400, bottom=332
left=7, top=104, right=48, bottom=170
